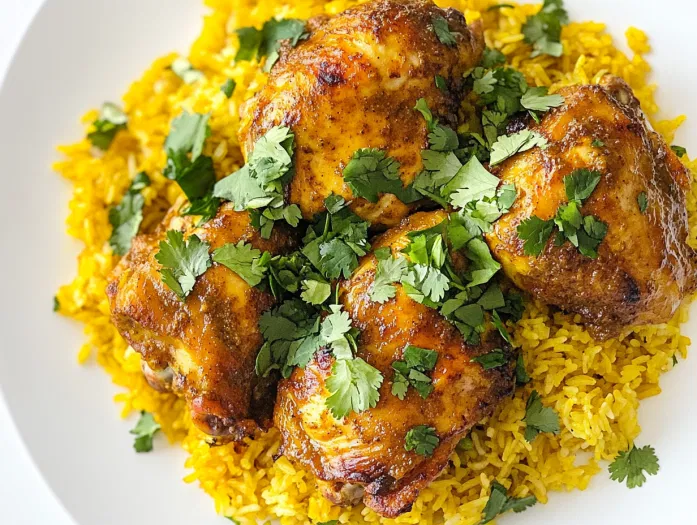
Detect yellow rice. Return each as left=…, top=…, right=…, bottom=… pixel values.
left=53, top=0, right=697, bottom=524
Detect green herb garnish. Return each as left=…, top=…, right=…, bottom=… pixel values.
left=609, top=445, right=660, bottom=488
left=155, top=230, right=212, bottom=300
left=130, top=411, right=161, bottom=453
left=404, top=425, right=439, bottom=457
left=523, top=390, right=560, bottom=442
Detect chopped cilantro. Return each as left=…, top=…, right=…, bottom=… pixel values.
left=431, top=15, right=458, bottom=46
left=53, top=296, right=60, bottom=312
left=472, top=67, right=528, bottom=117
left=371, top=250, right=408, bottom=303
left=165, top=111, right=210, bottom=162
left=391, top=345, right=438, bottom=400
left=481, top=48, right=506, bottom=68
left=609, top=445, right=660, bottom=488
left=214, top=126, right=300, bottom=237
left=521, top=86, right=564, bottom=121
left=343, top=148, right=418, bottom=203
left=300, top=279, right=332, bottom=305
left=446, top=157, right=500, bottom=208
left=591, top=138, right=605, bottom=148
left=316, top=521, right=338, bottom=525
left=221, top=78, right=237, bottom=98
left=235, top=18, right=307, bottom=71
left=480, top=480, right=537, bottom=524
left=457, top=435, right=474, bottom=451
left=435, top=75, right=448, bottom=91
left=155, top=230, right=212, bottom=300
left=170, top=57, right=204, bottom=84
left=471, top=349, right=507, bottom=370
left=108, top=173, right=151, bottom=256
left=212, top=241, right=269, bottom=287
left=517, top=216, right=554, bottom=256
left=486, top=3, right=515, bottom=10
left=522, top=0, right=568, bottom=58
left=326, top=357, right=383, bottom=419
left=88, top=102, right=128, bottom=150
left=405, top=425, right=439, bottom=457
left=523, top=390, right=560, bottom=442
left=130, top=411, right=161, bottom=453
left=637, top=191, right=648, bottom=213
left=515, top=353, right=531, bottom=385
left=671, top=145, right=687, bottom=158
left=564, top=169, right=601, bottom=202
left=489, top=130, right=548, bottom=166
left=413, top=98, right=459, bottom=152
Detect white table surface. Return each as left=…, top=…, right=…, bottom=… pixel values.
left=0, top=3, right=75, bottom=524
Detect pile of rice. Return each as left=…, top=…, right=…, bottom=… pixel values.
left=54, top=0, right=696, bottom=524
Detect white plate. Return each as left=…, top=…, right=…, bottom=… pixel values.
left=0, top=0, right=695, bottom=524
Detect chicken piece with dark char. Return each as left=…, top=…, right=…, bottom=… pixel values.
left=274, top=211, right=516, bottom=517
left=239, top=0, right=485, bottom=227
left=107, top=202, right=297, bottom=439
left=487, top=75, right=697, bottom=339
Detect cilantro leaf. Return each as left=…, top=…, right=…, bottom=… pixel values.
left=155, top=231, right=212, bottom=300
left=53, top=296, right=60, bottom=312
left=318, top=238, right=358, bottom=279
left=471, top=349, right=507, bottom=370
left=212, top=241, right=269, bottom=287
left=564, top=169, right=602, bottom=202
left=480, top=481, right=537, bottom=524
left=591, top=138, right=605, bottom=148
left=108, top=173, right=150, bottom=256
left=300, top=279, right=332, bottom=305
left=221, top=78, right=237, bottom=98
left=371, top=253, right=408, bottom=303
left=522, top=0, right=568, bottom=58
left=473, top=67, right=528, bottom=116
left=431, top=15, right=458, bottom=46
left=464, top=238, right=501, bottom=287
left=517, top=216, right=554, bottom=256
left=170, top=57, right=204, bottom=84
left=343, top=148, right=416, bottom=203
left=489, top=130, right=548, bottom=166
left=520, top=86, right=564, bottom=112
left=130, top=411, right=161, bottom=453
left=405, top=425, right=439, bottom=456
left=637, top=191, right=648, bottom=213
left=523, top=390, right=560, bottom=442
left=446, top=157, right=500, bottom=208
left=435, top=75, right=448, bottom=91
left=164, top=112, right=211, bottom=159
left=482, top=47, right=506, bottom=68
left=391, top=345, right=438, bottom=399
left=320, top=304, right=356, bottom=358
left=235, top=19, right=307, bottom=71
left=326, top=358, right=383, bottom=419
left=88, top=102, right=128, bottom=150
left=609, top=445, right=660, bottom=488
left=515, top=353, right=531, bottom=385
left=671, top=145, right=687, bottom=158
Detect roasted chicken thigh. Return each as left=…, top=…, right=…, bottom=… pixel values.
left=274, top=211, right=516, bottom=517
left=487, top=75, right=697, bottom=338
left=107, top=203, right=297, bottom=438
left=239, top=0, right=484, bottom=227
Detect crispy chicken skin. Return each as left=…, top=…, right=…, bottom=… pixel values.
left=487, top=75, right=697, bottom=339
left=239, top=0, right=484, bottom=227
left=106, top=203, right=297, bottom=439
left=274, top=211, right=515, bottom=517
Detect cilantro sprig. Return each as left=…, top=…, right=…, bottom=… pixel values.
left=109, top=172, right=151, bottom=256
left=155, top=230, right=212, bottom=300
left=480, top=480, right=537, bottom=524
left=431, top=15, right=459, bottom=46
left=214, top=125, right=301, bottom=237
left=517, top=169, right=607, bottom=258
left=609, top=444, right=660, bottom=488
left=342, top=148, right=419, bottom=204
left=391, top=345, right=439, bottom=400
left=405, top=425, right=440, bottom=456
left=130, top=411, right=161, bottom=453
left=235, top=18, right=308, bottom=71
left=522, top=0, right=569, bottom=58
left=88, top=102, right=128, bottom=150
left=523, top=390, right=560, bottom=442
left=212, top=241, right=270, bottom=287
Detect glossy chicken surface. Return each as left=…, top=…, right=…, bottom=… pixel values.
left=487, top=75, right=697, bottom=338
left=239, top=0, right=484, bottom=227
left=106, top=203, right=297, bottom=439
left=275, top=211, right=516, bottom=517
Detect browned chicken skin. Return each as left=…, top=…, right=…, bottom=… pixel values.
left=106, top=203, right=297, bottom=439
left=487, top=75, right=697, bottom=338
left=239, top=0, right=484, bottom=227
left=274, top=211, right=515, bottom=517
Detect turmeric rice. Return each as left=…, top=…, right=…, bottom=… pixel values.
left=53, top=0, right=696, bottom=524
